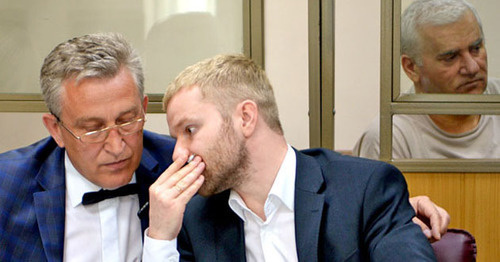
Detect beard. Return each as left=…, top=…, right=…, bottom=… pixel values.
left=197, top=119, right=250, bottom=197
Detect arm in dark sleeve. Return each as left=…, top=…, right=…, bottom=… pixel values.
left=362, top=163, right=436, bottom=261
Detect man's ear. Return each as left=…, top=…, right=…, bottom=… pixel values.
left=42, top=113, right=65, bottom=148
left=142, top=95, right=149, bottom=113
left=401, top=55, right=421, bottom=83
left=236, top=100, right=258, bottom=138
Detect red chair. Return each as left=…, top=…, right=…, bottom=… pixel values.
left=431, top=228, right=476, bottom=262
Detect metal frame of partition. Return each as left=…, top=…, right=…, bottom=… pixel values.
left=0, top=0, right=264, bottom=114
left=380, top=0, right=500, bottom=172
left=308, top=0, right=335, bottom=149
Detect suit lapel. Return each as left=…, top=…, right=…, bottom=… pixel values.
left=293, top=149, right=325, bottom=262
left=135, top=147, right=164, bottom=232
left=33, top=148, right=66, bottom=262
left=212, top=191, right=247, bottom=261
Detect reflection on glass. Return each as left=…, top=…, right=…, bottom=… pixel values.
left=391, top=114, right=500, bottom=159
left=0, top=0, right=243, bottom=94
left=399, top=0, right=500, bottom=96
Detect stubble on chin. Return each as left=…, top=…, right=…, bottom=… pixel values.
left=197, top=122, right=250, bottom=197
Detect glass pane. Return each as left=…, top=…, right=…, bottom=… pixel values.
left=399, top=0, right=500, bottom=96
left=0, top=0, right=244, bottom=95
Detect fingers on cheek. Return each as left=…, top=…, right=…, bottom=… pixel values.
left=191, top=176, right=205, bottom=192
left=177, top=163, right=204, bottom=186
left=171, top=161, right=199, bottom=183
left=195, top=162, right=206, bottom=173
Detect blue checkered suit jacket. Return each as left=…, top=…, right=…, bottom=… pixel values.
left=0, top=130, right=175, bottom=262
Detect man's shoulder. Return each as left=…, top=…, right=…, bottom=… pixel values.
left=352, top=117, right=380, bottom=158
left=143, top=130, right=176, bottom=144
left=486, top=77, right=500, bottom=94
left=297, top=147, right=397, bottom=179
left=0, top=137, right=59, bottom=166
left=0, top=137, right=61, bottom=192
left=142, top=130, right=176, bottom=153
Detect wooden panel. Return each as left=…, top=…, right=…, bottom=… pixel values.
left=403, top=172, right=500, bottom=261
left=464, top=174, right=500, bottom=261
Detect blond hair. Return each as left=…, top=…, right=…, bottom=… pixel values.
left=163, top=54, right=283, bottom=134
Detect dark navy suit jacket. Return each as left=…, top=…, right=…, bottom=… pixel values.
left=0, top=130, right=175, bottom=262
left=177, top=148, right=436, bottom=261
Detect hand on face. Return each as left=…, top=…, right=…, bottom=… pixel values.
left=409, top=195, right=451, bottom=242
left=147, top=154, right=205, bottom=240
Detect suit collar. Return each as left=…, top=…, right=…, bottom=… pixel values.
left=211, top=191, right=247, bottom=261
left=34, top=146, right=66, bottom=262
left=293, top=149, right=325, bottom=262
left=136, top=146, right=162, bottom=231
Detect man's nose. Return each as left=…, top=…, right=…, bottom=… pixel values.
left=103, top=128, right=125, bottom=156
left=172, top=139, right=190, bottom=162
left=460, top=53, right=480, bottom=76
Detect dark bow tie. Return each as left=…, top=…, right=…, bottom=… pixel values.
left=82, top=183, right=139, bottom=205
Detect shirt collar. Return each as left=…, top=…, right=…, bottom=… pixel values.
left=64, top=152, right=136, bottom=208
left=228, top=144, right=296, bottom=220
left=268, top=144, right=296, bottom=211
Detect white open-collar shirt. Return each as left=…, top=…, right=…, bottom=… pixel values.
left=228, top=144, right=298, bottom=262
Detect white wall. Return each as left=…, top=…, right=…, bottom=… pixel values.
left=264, top=0, right=309, bottom=149
left=334, top=1, right=380, bottom=151
left=0, top=113, right=49, bottom=151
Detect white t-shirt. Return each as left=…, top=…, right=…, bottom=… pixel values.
left=353, top=78, right=500, bottom=159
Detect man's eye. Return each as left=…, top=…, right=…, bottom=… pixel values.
left=470, top=44, right=482, bottom=54
left=83, top=126, right=104, bottom=132
left=186, top=126, right=196, bottom=135
left=441, top=54, right=457, bottom=62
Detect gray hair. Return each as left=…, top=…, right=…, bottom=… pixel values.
left=401, top=0, right=483, bottom=65
left=40, top=32, right=144, bottom=117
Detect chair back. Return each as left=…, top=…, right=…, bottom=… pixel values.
left=431, top=228, right=476, bottom=262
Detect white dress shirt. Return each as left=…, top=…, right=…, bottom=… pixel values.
left=63, top=153, right=142, bottom=262
left=228, top=144, right=298, bottom=262
left=142, top=145, right=298, bottom=262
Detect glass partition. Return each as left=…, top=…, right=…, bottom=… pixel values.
left=397, top=0, right=500, bottom=100
left=0, top=0, right=262, bottom=112
left=380, top=0, right=500, bottom=171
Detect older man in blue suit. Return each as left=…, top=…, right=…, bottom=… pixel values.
left=143, top=54, right=438, bottom=261
left=0, top=33, right=176, bottom=261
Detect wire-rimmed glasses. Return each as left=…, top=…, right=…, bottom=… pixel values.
left=55, top=115, right=146, bottom=144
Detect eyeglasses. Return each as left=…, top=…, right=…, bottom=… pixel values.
left=55, top=115, right=146, bottom=144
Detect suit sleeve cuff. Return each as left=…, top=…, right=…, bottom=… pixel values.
left=142, top=228, right=180, bottom=262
